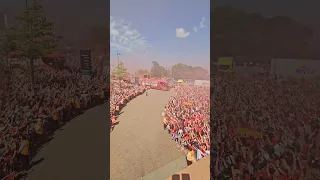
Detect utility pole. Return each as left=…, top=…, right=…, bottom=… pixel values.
left=117, top=50, right=121, bottom=89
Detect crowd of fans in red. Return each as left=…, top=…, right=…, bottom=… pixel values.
left=163, top=84, right=210, bottom=164
left=110, top=80, right=145, bottom=126
left=211, top=74, right=320, bottom=180
left=0, top=56, right=108, bottom=179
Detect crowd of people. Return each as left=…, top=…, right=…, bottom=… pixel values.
left=110, top=80, right=145, bottom=126
left=3, top=54, right=320, bottom=179
left=0, top=55, right=108, bottom=179
left=211, top=73, right=320, bottom=180
left=163, top=84, right=210, bottom=165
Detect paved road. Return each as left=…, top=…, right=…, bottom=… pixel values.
left=26, top=104, right=110, bottom=180
left=110, top=89, right=185, bottom=180
left=24, top=89, right=185, bottom=180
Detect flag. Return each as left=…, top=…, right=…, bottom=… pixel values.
left=183, top=101, right=192, bottom=106
left=239, top=121, right=262, bottom=138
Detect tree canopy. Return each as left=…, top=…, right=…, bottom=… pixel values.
left=171, top=63, right=208, bottom=80
left=212, top=6, right=316, bottom=62
left=0, top=28, right=19, bottom=85
left=136, top=69, right=149, bottom=76
left=150, top=61, right=168, bottom=78
left=111, top=61, right=129, bottom=80
left=0, top=27, right=19, bottom=56
left=14, top=2, right=60, bottom=58
left=0, top=2, right=60, bottom=90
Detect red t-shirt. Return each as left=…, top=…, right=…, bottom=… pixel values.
left=272, top=136, right=278, bottom=145
left=197, top=127, right=202, bottom=134
left=302, top=144, right=309, bottom=153
left=245, top=174, right=250, bottom=180
left=10, top=127, right=18, bottom=135
left=302, top=114, right=310, bottom=122
left=256, top=167, right=271, bottom=180
left=185, top=135, right=189, bottom=140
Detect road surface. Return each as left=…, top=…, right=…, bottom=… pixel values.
left=25, top=89, right=185, bottom=180
left=26, top=104, right=110, bottom=180
left=110, top=89, right=185, bottom=180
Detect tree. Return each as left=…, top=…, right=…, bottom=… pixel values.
left=171, top=63, right=192, bottom=80
left=159, top=66, right=169, bottom=77
left=14, top=2, right=60, bottom=88
left=136, top=69, right=149, bottom=76
left=171, top=63, right=208, bottom=80
left=0, top=27, right=20, bottom=92
left=0, top=28, right=19, bottom=56
left=212, top=6, right=314, bottom=61
left=111, top=61, right=128, bottom=80
left=150, top=61, right=168, bottom=78
left=191, top=66, right=209, bottom=80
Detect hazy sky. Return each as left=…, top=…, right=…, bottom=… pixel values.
left=110, top=0, right=210, bottom=72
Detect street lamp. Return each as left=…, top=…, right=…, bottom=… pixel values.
left=117, top=50, right=121, bottom=89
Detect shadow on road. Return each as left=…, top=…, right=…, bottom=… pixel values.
left=30, top=136, right=54, bottom=160
left=110, top=111, right=124, bottom=133
left=30, top=158, right=45, bottom=167
left=110, top=122, right=120, bottom=133
left=115, top=111, right=124, bottom=118
left=15, top=158, right=44, bottom=180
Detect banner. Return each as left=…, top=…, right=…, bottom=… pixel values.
left=239, top=121, right=262, bottom=138
left=80, top=50, right=92, bottom=76
left=183, top=101, right=192, bottom=106
left=239, top=128, right=262, bottom=138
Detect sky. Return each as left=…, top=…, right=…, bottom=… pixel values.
left=110, top=0, right=210, bottom=72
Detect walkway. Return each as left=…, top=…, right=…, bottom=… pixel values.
left=24, top=89, right=185, bottom=180
left=110, top=89, right=186, bottom=180
left=25, top=104, right=110, bottom=180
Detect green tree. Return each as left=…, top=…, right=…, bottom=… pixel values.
left=136, top=69, right=149, bottom=76
left=0, top=27, right=19, bottom=56
left=150, top=61, right=168, bottom=78
left=191, top=66, right=209, bottom=80
left=111, top=61, right=128, bottom=80
left=0, top=27, right=20, bottom=92
left=171, top=63, right=192, bottom=79
left=14, top=1, right=60, bottom=88
left=212, top=6, right=314, bottom=62
left=171, top=63, right=208, bottom=80
left=159, top=66, right=168, bottom=77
